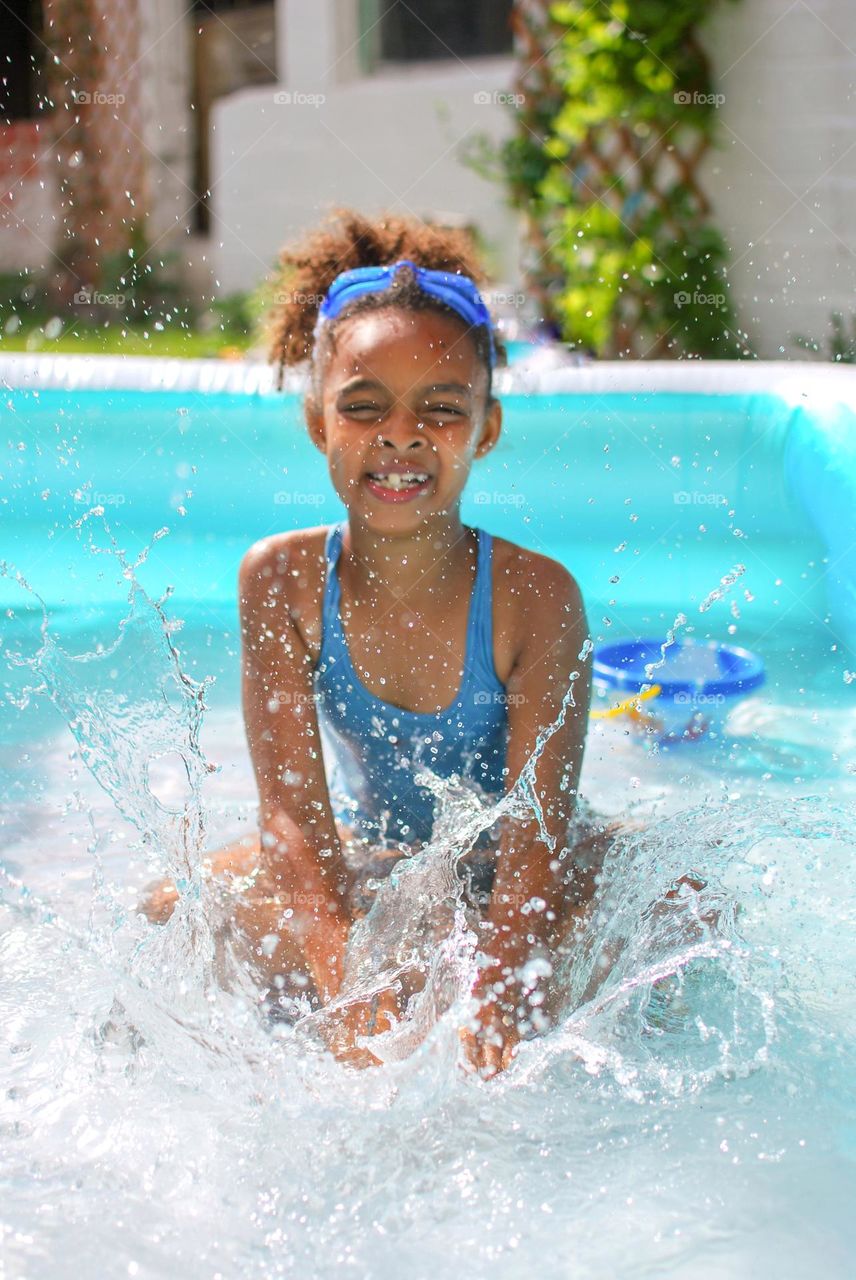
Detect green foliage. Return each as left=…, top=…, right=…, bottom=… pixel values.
left=793, top=312, right=856, bottom=364
left=0, top=221, right=262, bottom=354
left=0, top=326, right=254, bottom=358
left=209, top=292, right=257, bottom=335
left=469, top=0, right=746, bottom=357
left=547, top=0, right=724, bottom=137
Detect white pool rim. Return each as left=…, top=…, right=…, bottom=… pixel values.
left=3, top=350, right=856, bottom=409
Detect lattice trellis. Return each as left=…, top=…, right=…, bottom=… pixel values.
left=575, top=123, right=712, bottom=226
left=509, top=0, right=727, bottom=356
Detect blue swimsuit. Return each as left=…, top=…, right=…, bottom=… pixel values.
left=312, top=521, right=509, bottom=848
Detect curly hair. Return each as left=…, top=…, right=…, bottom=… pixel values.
left=267, top=207, right=507, bottom=400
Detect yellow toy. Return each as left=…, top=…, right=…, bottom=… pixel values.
left=591, top=684, right=663, bottom=733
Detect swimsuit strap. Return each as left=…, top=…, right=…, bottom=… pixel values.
left=468, top=525, right=499, bottom=688
left=320, top=521, right=346, bottom=648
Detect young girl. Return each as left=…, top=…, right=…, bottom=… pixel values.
left=144, top=209, right=699, bottom=1077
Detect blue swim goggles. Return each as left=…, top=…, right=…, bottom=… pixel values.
left=313, top=258, right=497, bottom=367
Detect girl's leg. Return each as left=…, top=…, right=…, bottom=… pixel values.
left=540, top=815, right=716, bottom=1021
left=139, top=819, right=371, bottom=924
left=138, top=830, right=265, bottom=923
left=138, top=832, right=319, bottom=1016
left=539, top=817, right=623, bottom=1017
left=138, top=822, right=414, bottom=1026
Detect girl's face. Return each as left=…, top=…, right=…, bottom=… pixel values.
left=306, top=307, right=501, bottom=530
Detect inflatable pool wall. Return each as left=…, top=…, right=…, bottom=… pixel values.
left=784, top=398, right=856, bottom=647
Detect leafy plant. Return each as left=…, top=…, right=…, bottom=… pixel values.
left=208, top=292, right=256, bottom=335
left=0, top=270, right=55, bottom=326
left=793, top=312, right=856, bottom=364
left=98, top=221, right=188, bottom=326
left=464, top=0, right=749, bottom=358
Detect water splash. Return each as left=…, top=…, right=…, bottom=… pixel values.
left=2, top=516, right=221, bottom=1003
left=699, top=563, right=748, bottom=613
left=2, top=520, right=782, bottom=1083
left=2, top=518, right=856, bottom=1277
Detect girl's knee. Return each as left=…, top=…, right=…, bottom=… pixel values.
left=201, top=835, right=265, bottom=886
left=139, top=832, right=264, bottom=925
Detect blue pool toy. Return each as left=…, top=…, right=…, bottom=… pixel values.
left=592, top=638, right=766, bottom=742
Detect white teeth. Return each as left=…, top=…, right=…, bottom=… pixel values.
left=367, top=472, right=429, bottom=491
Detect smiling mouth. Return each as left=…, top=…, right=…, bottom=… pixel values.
left=365, top=470, right=431, bottom=491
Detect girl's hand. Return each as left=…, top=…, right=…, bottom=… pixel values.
left=657, top=873, right=722, bottom=931
left=233, top=879, right=350, bottom=1004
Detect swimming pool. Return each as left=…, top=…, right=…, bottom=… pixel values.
left=2, top=354, right=855, bottom=1278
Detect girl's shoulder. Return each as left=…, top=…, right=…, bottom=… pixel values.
left=485, top=531, right=586, bottom=676
left=488, top=531, right=583, bottom=603
left=238, top=524, right=333, bottom=660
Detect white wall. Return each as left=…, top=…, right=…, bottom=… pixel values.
left=210, top=0, right=522, bottom=294
left=701, top=0, right=856, bottom=358
left=138, top=0, right=195, bottom=246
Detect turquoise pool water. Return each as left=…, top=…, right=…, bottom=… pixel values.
left=1, top=370, right=855, bottom=1278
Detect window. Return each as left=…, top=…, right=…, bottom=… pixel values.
left=191, top=1, right=276, bottom=232
left=0, top=0, right=44, bottom=121
left=379, top=0, right=514, bottom=62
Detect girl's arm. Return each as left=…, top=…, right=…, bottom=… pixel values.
left=239, top=536, right=353, bottom=1002
left=464, top=555, right=592, bottom=1071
